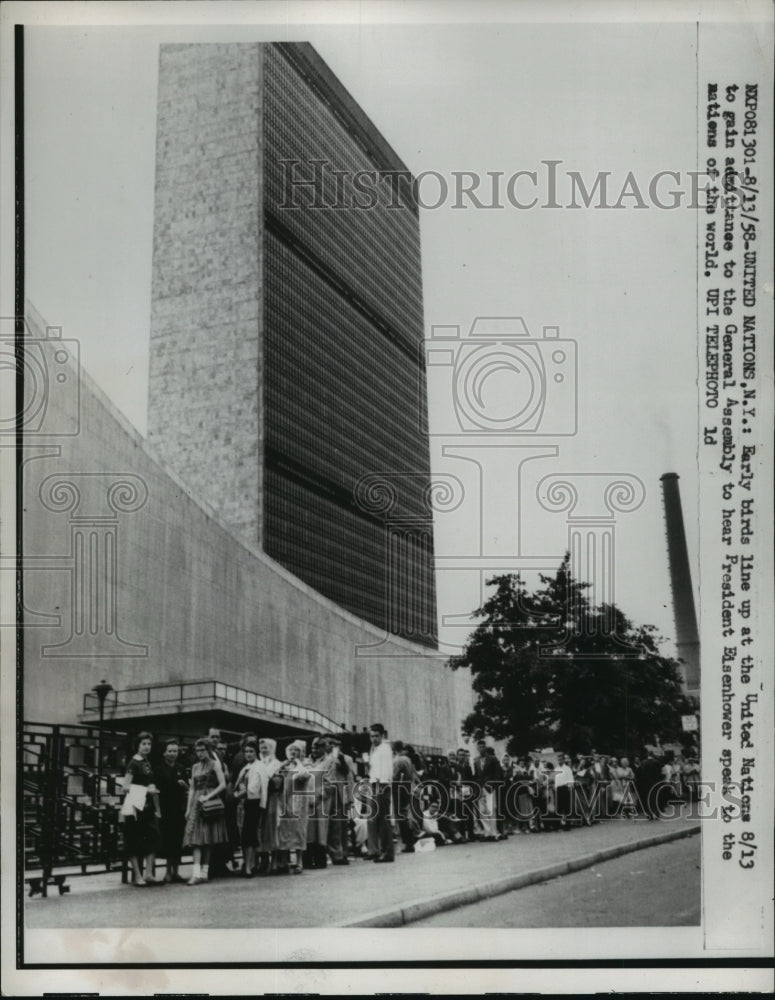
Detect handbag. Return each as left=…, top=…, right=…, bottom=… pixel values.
left=200, top=796, right=225, bottom=818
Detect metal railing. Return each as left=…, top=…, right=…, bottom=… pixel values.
left=82, top=678, right=345, bottom=734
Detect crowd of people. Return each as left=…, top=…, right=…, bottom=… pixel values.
left=118, top=725, right=700, bottom=885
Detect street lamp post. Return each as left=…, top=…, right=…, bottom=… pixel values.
left=92, top=679, right=114, bottom=860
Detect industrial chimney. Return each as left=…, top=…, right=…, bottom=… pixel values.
left=660, top=472, right=700, bottom=701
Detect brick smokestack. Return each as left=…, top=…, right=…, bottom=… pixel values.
left=660, top=473, right=700, bottom=699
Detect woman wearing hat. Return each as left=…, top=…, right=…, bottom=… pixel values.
left=276, top=740, right=311, bottom=874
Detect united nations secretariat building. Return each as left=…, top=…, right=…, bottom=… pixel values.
left=21, top=43, right=475, bottom=766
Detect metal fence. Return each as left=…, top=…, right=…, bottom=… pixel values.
left=22, top=716, right=444, bottom=892
left=82, top=678, right=345, bottom=734
left=23, top=721, right=131, bottom=880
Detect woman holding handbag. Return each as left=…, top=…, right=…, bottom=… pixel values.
left=183, top=738, right=228, bottom=885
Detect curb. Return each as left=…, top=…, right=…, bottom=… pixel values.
left=339, top=822, right=701, bottom=928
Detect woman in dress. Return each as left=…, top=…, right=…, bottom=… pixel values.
left=120, top=731, right=162, bottom=886
left=608, top=756, right=624, bottom=813
left=233, top=740, right=263, bottom=877
left=157, top=738, right=189, bottom=883
left=574, top=755, right=596, bottom=825
left=255, top=737, right=282, bottom=874
left=617, top=756, right=637, bottom=818
left=276, top=740, right=311, bottom=874
left=183, top=738, right=228, bottom=885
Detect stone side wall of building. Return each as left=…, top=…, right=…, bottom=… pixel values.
left=22, top=361, right=474, bottom=749
left=148, top=43, right=264, bottom=545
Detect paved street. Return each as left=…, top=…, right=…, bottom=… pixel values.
left=414, top=835, right=701, bottom=926
left=25, top=816, right=700, bottom=929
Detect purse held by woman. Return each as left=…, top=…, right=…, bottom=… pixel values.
left=200, top=796, right=225, bottom=817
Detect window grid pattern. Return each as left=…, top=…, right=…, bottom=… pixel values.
left=264, top=46, right=424, bottom=350
left=265, top=234, right=429, bottom=512
left=265, top=471, right=436, bottom=644
left=261, top=45, right=437, bottom=646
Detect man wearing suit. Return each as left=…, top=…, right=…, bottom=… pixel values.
left=473, top=739, right=503, bottom=840
left=454, top=747, right=477, bottom=842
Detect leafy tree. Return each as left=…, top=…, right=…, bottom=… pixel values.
left=449, top=558, right=692, bottom=757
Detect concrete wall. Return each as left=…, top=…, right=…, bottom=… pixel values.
left=22, top=356, right=474, bottom=748
left=148, top=43, right=264, bottom=545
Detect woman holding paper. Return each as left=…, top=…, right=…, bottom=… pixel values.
left=255, top=737, right=283, bottom=874
left=120, top=731, right=162, bottom=886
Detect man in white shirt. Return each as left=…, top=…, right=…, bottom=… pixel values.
left=554, top=754, right=576, bottom=825
left=554, top=755, right=576, bottom=787
left=368, top=723, right=395, bottom=863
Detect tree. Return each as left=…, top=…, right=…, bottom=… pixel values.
left=448, top=559, right=693, bottom=757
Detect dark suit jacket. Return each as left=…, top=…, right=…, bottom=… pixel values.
left=456, top=759, right=475, bottom=782
left=474, top=754, right=503, bottom=790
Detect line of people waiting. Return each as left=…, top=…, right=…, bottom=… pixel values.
left=117, top=726, right=700, bottom=885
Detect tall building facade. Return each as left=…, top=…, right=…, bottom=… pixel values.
left=148, top=42, right=437, bottom=647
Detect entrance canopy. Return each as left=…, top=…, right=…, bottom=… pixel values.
left=79, top=678, right=344, bottom=742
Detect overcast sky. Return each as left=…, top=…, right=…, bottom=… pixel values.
left=24, top=19, right=703, bottom=654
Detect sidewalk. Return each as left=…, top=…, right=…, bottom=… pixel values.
left=25, top=815, right=700, bottom=929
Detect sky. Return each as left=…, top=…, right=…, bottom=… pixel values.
left=23, top=18, right=702, bottom=655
